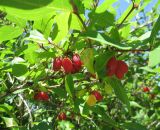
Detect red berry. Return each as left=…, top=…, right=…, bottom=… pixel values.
left=53, top=57, right=62, bottom=71
left=91, top=91, right=103, bottom=101
left=143, top=87, right=150, bottom=92
left=62, top=58, right=73, bottom=74
left=115, top=70, right=124, bottom=79
left=58, top=112, right=67, bottom=120
left=106, top=57, right=118, bottom=76
left=116, top=60, right=128, bottom=74
left=72, top=54, right=83, bottom=72
left=34, top=92, right=49, bottom=101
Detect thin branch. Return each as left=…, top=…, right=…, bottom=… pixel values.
left=48, top=39, right=65, bottom=52
left=117, top=2, right=138, bottom=29
left=18, top=94, right=33, bottom=127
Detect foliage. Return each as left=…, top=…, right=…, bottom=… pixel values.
left=0, top=0, right=160, bottom=130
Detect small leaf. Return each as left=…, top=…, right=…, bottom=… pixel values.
left=65, top=74, right=74, bottom=97
left=81, top=48, right=94, bottom=73
left=12, top=64, right=28, bottom=77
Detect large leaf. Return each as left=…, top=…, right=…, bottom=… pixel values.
left=65, top=74, right=74, bottom=97
left=53, top=12, right=70, bottom=43
left=0, top=0, right=72, bottom=20
left=0, top=26, right=23, bottom=42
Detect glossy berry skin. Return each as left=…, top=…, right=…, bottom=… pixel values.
left=62, top=58, right=73, bottom=74
left=58, top=112, right=67, bottom=120
left=91, top=91, right=103, bottom=101
left=53, top=57, right=62, bottom=71
left=106, top=57, right=118, bottom=76
left=106, top=57, right=128, bottom=79
left=72, top=54, right=83, bottom=73
left=143, top=87, right=150, bottom=92
left=34, top=92, right=49, bottom=101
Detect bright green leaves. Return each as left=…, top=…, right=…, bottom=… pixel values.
left=149, top=46, right=160, bottom=67
left=33, top=14, right=55, bottom=39
left=65, top=74, right=74, bottom=97
left=24, top=44, right=39, bottom=64
left=106, top=78, right=131, bottom=112
left=0, top=0, right=54, bottom=20
left=53, top=12, right=70, bottom=43
left=0, top=26, right=23, bottom=42
left=81, top=48, right=94, bottom=73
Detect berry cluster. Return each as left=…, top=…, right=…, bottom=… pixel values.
left=106, top=57, right=128, bottom=79
left=34, top=92, right=49, bottom=101
left=86, top=90, right=103, bottom=106
left=53, top=54, right=83, bottom=74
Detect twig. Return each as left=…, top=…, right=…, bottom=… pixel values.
left=117, top=2, right=138, bottom=28
left=48, top=39, right=65, bottom=52
left=18, top=94, right=33, bottom=127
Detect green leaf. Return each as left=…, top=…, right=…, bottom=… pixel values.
left=122, top=122, right=147, bottom=130
left=95, top=52, right=113, bottom=77
left=81, top=48, right=94, bottom=73
left=81, top=31, right=132, bottom=50
left=2, top=117, right=18, bottom=127
left=53, top=88, right=67, bottom=98
left=24, top=43, right=39, bottom=64
left=91, top=106, right=117, bottom=127
left=53, top=12, right=70, bottom=43
left=106, top=78, right=131, bottom=112
left=149, top=15, right=160, bottom=45
left=0, top=0, right=55, bottom=20
left=65, top=74, right=74, bottom=97
left=0, top=26, right=23, bottom=42
left=149, top=46, right=160, bottom=67
left=33, top=14, right=55, bottom=38
left=12, top=64, right=28, bottom=77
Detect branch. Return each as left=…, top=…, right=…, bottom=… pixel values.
left=117, top=2, right=139, bottom=28
left=70, top=0, right=87, bottom=31
left=18, top=94, right=33, bottom=127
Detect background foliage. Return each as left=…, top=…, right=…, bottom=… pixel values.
left=0, top=0, right=160, bottom=130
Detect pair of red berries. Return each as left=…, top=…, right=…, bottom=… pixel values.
left=142, top=87, right=150, bottom=92
left=58, top=112, right=67, bottom=120
left=53, top=54, right=83, bottom=74
left=106, top=57, right=128, bottom=79
left=34, top=92, right=49, bottom=101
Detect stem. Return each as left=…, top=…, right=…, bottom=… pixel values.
left=70, top=0, right=87, bottom=31
left=48, top=39, right=65, bottom=52
left=18, top=94, right=33, bottom=127
left=118, top=2, right=136, bottom=28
